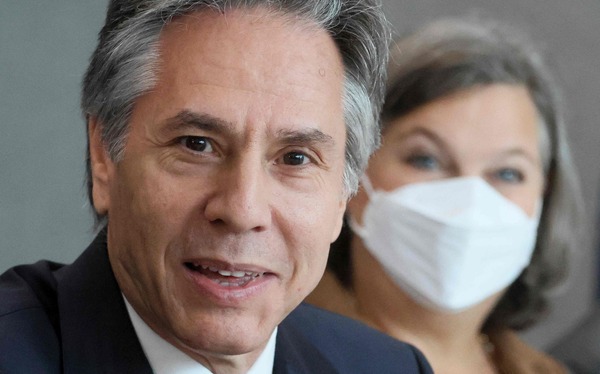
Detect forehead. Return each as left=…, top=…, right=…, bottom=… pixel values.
left=386, top=85, right=541, bottom=149
left=141, top=7, right=346, bottom=129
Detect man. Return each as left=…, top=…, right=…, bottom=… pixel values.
left=0, top=1, right=432, bottom=373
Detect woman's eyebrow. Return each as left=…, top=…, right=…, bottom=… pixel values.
left=495, top=148, right=541, bottom=166
left=395, top=126, right=451, bottom=152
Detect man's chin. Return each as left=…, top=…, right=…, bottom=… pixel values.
left=171, top=316, right=276, bottom=359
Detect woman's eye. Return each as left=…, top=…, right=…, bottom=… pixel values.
left=281, top=151, right=311, bottom=166
left=495, top=168, right=524, bottom=183
left=181, top=136, right=214, bottom=153
left=406, top=154, right=439, bottom=170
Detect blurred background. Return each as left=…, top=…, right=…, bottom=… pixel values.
left=1, top=0, right=598, bottom=364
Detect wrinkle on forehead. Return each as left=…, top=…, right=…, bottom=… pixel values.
left=159, top=8, right=344, bottom=102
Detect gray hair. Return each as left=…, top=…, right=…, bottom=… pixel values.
left=82, top=0, right=391, bottom=223
left=329, top=17, right=584, bottom=331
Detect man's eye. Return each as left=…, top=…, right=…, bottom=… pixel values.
left=282, top=152, right=311, bottom=166
left=181, top=136, right=214, bottom=153
left=495, top=168, right=524, bottom=183
left=406, top=154, right=439, bottom=170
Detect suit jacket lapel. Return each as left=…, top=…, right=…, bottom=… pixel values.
left=55, top=230, right=153, bottom=374
left=274, top=319, right=338, bottom=374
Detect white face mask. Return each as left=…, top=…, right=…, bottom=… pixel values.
left=349, top=176, right=540, bottom=313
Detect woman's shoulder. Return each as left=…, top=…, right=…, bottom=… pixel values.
left=489, top=329, right=568, bottom=374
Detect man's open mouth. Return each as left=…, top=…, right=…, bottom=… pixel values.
left=185, top=262, right=265, bottom=287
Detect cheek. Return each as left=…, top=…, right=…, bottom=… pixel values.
left=282, top=195, right=340, bottom=279
left=521, top=191, right=543, bottom=218
left=502, top=184, right=543, bottom=218
left=368, top=147, right=419, bottom=188
left=107, top=170, right=191, bottom=301
left=291, top=239, right=330, bottom=299
left=368, top=152, right=401, bottom=188
left=117, top=163, right=194, bottom=225
left=107, top=165, right=196, bottom=273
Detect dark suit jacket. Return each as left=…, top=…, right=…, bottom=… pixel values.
left=0, top=231, right=432, bottom=373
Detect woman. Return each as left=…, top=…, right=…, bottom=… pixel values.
left=307, top=17, right=583, bottom=374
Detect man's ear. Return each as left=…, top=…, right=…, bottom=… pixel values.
left=88, top=117, right=113, bottom=215
left=331, top=196, right=348, bottom=243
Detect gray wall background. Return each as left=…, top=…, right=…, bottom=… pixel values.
left=1, top=0, right=598, bottom=351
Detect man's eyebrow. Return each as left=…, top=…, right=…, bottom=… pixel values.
left=162, top=110, right=235, bottom=134
left=276, top=128, right=336, bottom=148
left=162, top=110, right=335, bottom=148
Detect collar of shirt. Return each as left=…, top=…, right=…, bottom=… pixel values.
left=124, top=296, right=277, bottom=374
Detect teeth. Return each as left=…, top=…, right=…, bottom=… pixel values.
left=192, top=263, right=263, bottom=278
left=211, top=279, right=246, bottom=287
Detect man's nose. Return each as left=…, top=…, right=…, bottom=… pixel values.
left=203, top=158, right=272, bottom=233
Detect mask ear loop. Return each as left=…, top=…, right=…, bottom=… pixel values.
left=360, top=174, right=375, bottom=197
left=347, top=174, right=374, bottom=238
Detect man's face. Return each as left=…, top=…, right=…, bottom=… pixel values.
left=89, top=7, right=347, bottom=367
